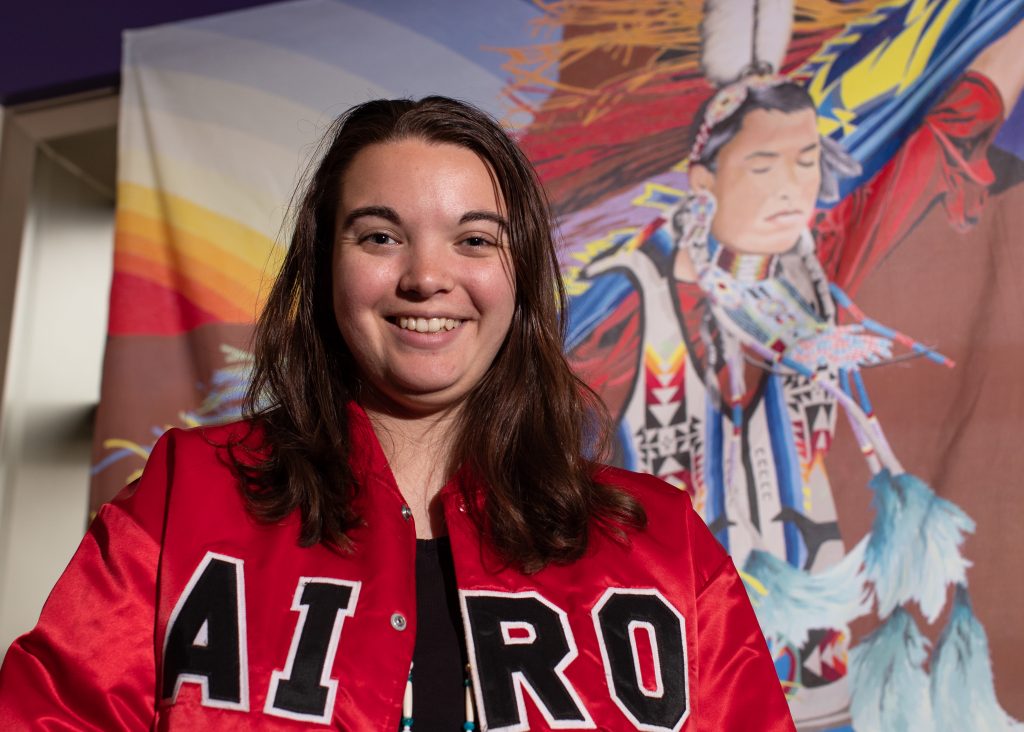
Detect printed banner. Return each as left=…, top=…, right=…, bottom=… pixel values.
left=95, top=0, right=1024, bottom=727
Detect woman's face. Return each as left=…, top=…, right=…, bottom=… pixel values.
left=691, top=107, right=821, bottom=255
left=332, top=138, right=516, bottom=415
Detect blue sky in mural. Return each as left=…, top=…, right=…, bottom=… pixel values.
left=338, top=0, right=549, bottom=77
left=142, top=0, right=551, bottom=115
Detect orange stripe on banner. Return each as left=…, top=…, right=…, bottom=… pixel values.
left=115, top=227, right=264, bottom=316
left=116, top=209, right=270, bottom=288
left=116, top=182, right=281, bottom=272
left=114, top=248, right=254, bottom=323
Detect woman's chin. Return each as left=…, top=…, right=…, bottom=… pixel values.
left=362, top=380, right=471, bottom=418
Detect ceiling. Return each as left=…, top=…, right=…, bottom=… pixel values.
left=1, top=0, right=282, bottom=105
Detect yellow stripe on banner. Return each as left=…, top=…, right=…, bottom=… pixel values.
left=114, top=183, right=287, bottom=321
left=114, top=229, right=263, bottom=322
left=116, top=182, right=281, bottom=274
left=116, top=209, right=266, bottom=294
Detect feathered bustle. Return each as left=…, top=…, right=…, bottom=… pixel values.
left=931, top=586, right=1023, bottom=732
left=742, top=536, right=870, bottom=647
left=863, top=470, right=974, bottom=623
left=850, top=608, right=933, bottom=731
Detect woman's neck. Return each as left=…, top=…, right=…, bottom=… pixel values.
left=363, top=402, right=461, bottom=539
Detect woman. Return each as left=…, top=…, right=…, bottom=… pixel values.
left=0, top=97, right=794, bottom=730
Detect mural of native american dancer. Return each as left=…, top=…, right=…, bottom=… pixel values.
left=564, top=2, right=1024, bottom=730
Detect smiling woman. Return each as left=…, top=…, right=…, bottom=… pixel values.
left=0, top=97, right=795, bottom=731
left=332, top=140, right=515, bottom=423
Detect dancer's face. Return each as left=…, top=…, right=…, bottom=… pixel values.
left=691, top=107, right=821, bottom=255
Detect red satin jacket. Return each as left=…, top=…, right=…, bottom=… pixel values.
left=0, top=405, right=794, bottom=731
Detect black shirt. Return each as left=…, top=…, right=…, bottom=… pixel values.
left=412, top=537, right=467, bottom=729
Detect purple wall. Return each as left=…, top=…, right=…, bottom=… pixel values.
left=1, top=1, right=281, bottom=104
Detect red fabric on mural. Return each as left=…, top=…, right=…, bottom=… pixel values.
left=816, top=71, right=1004, bottom=294
left=570, top=290, right=642, bottom=420
left=673, top=280, right=769, bottom=412
left=570, top=277, right=769, bottom=425
left=0, top=406, right=793, bottom=731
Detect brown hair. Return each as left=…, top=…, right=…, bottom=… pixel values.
left=237, top=96, right=644, bottom=572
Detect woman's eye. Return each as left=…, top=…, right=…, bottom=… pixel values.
left=361, top=232, right=397, bottom=245
left=462, top=236, right=495, bottom=247
left=797, top=158, right=817, bottom=169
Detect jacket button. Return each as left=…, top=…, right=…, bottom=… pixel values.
left=401, top=505, right=412, bottom=521
left=391, top=612, right=407, bottom=631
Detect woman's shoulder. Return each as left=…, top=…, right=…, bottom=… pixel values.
left=138, top=418, right=270, bottom=472
left=167, top=417, right=268, bottom=452
left=110, top=419, right=267, bottom=515
left=593, top=464, right=705, bottom=537
left=594, top=463, right=694, bottom=508
left=592, top=463, right=728, bottom=581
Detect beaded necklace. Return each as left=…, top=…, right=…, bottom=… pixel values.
left=400, top=662, right=477, bottom=731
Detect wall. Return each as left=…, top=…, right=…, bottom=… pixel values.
left=0, top=127, right=114, bottom=657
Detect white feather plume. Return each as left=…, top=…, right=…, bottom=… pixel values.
left=700, top=0, right=794, bottom=86
left=754, top=0, right=794, bottom=75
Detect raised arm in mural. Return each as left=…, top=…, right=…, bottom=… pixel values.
left=970, top=18, right=1024, bottom=111
left=817, top=17, right=1024, bottom=292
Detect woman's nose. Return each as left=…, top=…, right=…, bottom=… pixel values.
left=397, top=242, right=454, bottom=297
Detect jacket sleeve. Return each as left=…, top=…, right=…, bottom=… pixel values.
left=687, top=506, right=796, bottom=731
left=0, top=431, right=175, bottom=730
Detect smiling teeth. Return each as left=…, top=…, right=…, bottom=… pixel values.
left=398, top=317, right=461, bottom=333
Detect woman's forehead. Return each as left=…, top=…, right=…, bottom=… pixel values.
left=345, top=139, right=504, bottom=196
left=338, top=140, right=506, bottom=219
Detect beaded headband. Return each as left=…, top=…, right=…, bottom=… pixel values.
left=689, top=73, right=785, bottom=163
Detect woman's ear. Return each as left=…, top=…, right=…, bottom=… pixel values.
left=688, top=163, right=715, bottom=193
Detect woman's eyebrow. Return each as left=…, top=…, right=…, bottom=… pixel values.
left=342, top=205, right=401, bottom=228
left=460, top=210, right=509, bottom=229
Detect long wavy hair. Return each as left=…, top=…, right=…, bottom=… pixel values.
left=236, top=96, right=644, bottom=572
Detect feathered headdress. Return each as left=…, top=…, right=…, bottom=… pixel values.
left=700, top=0, right=793, bottom=85
left=690, top=0, right=794, bottom=161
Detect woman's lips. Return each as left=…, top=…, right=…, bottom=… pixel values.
left=392, top=316, right=463, bottom=333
